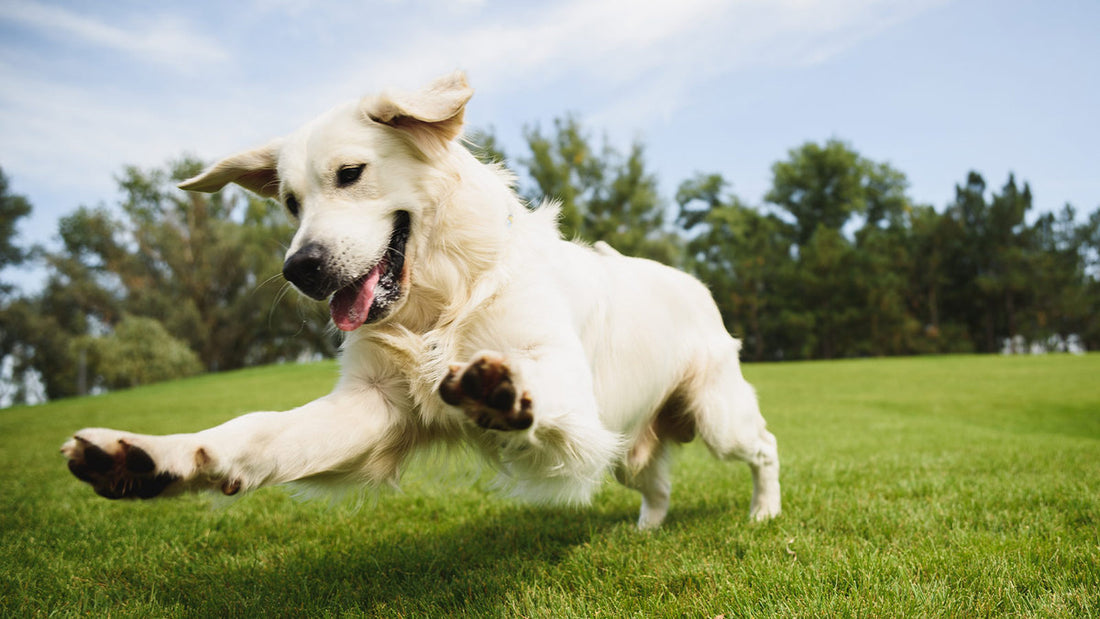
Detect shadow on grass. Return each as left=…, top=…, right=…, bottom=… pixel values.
left=180, top=502, right=649, bottom=616
left=176, top=497, right=752, bottom=616
left=25, top=443, right=757, bottom=616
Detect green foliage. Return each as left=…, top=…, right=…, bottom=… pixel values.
left=521, top=116, right=603, bottom=239
left=677, top=173, right=795, bottom=360
left=915, top=172, right=1100, bottom=355
left=78, top=315, right=203, bottom=390
left=1, top=356, right=1097, bottom=615
left=0, top=297, right=75, bottom=405
left=765, top=139, right=908, bottom=246
left=520, top=116, right=681, bottom=263
left=0, top=167, right=32, bottom=295
left=674, top=140, right=1099, bottom=360
left=4, top=126, right=1100, bottom=404
left=2, top=158, right=337, bottom=403
left=102, top=159, right=334, bottom=370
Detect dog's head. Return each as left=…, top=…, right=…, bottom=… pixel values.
left=179, top=72, right=474, bottom=331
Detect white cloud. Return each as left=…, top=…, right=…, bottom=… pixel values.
left=289, top=0, right=947, bottom=144
left=0, top=0, right=953, bottom=251
left=310, top=0, right=948, bottom=117
left=333, top=0, right=731, bottom=91
left=0, top=1, right=228, bottom=71
left=0, top=55, right=291, bottom=245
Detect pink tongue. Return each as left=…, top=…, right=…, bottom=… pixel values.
left=330, top=264, right=382, bottom=332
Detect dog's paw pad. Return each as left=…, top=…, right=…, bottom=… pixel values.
left=62, top=435, right=179, bottom=500
left=440, top=354, right=533, bottom=431
left=123, top=442, right=157, bottom=474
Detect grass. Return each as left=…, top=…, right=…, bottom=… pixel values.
left=1, top=354, right=1098, bottom=617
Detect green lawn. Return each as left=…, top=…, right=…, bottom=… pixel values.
left=2, top=355, right=1097, bottom=617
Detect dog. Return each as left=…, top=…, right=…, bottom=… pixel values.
left=60, top=72, right=780, bottom=528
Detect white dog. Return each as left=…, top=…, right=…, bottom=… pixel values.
left=61, top=72, right=780, bottom=528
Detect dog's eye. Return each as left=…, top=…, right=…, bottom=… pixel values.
left=285, top=194, right=300, bottom=217
left=336, top=164, right=366, bottom=188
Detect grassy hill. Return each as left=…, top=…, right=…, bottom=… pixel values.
left=2, top=355, right=1098, bottom=616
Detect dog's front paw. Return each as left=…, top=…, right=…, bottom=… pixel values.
left=439, top=352, right=533, bottom=431
left=61, top=431, right=180, bottom=499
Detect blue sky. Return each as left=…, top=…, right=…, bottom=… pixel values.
left=1, top=0, right=1098, bottom=289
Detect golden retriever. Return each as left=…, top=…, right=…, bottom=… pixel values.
left=61, top=72, right=780, bottom=528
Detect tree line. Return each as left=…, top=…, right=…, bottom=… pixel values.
left=483, top=119, right=1098, bottom=361
left=0, top=160, right=336, bottom=404
left=2, top=117, right=1097, bottom=404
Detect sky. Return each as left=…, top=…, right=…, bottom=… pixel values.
left=1, top=0, right=1098, bottom=290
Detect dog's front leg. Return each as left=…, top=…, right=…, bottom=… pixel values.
left=439, top=348, right=621, bottom=502
left=61, top=389, right=404, bottom=499
left=438, top=351, right=534, bottom=432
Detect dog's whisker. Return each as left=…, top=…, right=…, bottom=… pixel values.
left=250, top=271, right=291, bottom=325
left=259, top=271, right=286, bottom=290
left=268, top=280, right=295, bottom=324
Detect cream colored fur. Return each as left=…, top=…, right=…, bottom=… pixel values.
left=61, top=72, right=780, bottom=528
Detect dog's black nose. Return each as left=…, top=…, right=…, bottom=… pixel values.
left=283, top=243, right=331, bottom=300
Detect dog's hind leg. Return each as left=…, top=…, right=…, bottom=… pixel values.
left=690, top=341, right=781, bottom=522
left=615, top=440, right=672, bottom=530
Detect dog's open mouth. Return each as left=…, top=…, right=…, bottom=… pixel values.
left=329, top=211, right=411, bottom=331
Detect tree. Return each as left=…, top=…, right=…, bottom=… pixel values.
left=983, top=175, right=1034, bottom=350
left=0, top=167, right=32, bottom=295
left=797, top=224, right=863, bottom=358
left=78, top=315, right=203, bottom=391
left=3, top=157, right=338, bottom=403
left=853, top=220, right=921, bottom=356
left=521, top=116, right=680, bottom=264
left=763, top=140, right=919, bottom=358
left=585, top=142, right=681, bottom=264
left=935, top=172, right=990, bottom=351
left=852, top=164, right=922, bottom=356
left=1026, top=205, right=1085, bottom=348
left=81, top=158, right=337, bottom=370
left=1079, top=207, right=1100, bottom=349
left=765, top=139, right=867, bottom=247
left=904, top=204, right=970, bottom=353
left=521, top=116, right=606, bottom=240
left=939, top=172, right=1036, bottom=352
left=0, top=169, right=45, bottom=404
left=677, top=174, right=795, bottom=360
left=0, top=297, right=71, bottom=403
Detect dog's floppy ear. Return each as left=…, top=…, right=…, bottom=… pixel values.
left=178, top=140, right=282, bottom=197
left=363, top=71, right=474, bottom=149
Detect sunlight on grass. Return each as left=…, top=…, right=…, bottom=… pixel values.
left=1, top=355, right=1097, bottom=616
